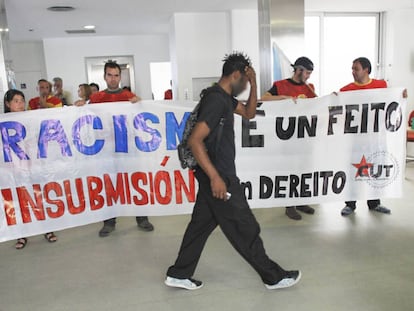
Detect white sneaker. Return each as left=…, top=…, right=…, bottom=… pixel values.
left=165, top=276, right=203, bottom=290
left=265, top=270, right=301, bottom=290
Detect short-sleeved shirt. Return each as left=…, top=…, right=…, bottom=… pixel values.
left=340, top=79, right=387, bottom=92
left=197, top=85, right=238, bottom=176
left=268, top=79, right=316, bottom=98
left=28, top=95, right=63, bottom=110
left=89, top=88, right=136, bottom=103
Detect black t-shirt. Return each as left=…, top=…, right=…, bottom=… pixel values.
left=197, top=85, right=238, bottom=176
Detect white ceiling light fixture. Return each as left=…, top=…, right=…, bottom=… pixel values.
left=83, top=25, right=96, bottom=30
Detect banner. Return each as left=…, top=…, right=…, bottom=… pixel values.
left=0, top=88, right=406, bottom=242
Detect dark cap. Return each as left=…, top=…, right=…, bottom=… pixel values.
left=292, top=57, right=314, bottom=71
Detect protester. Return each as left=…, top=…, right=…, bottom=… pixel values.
left=89, top=82, right=100, bottom=94
left=53, top=77, right=72, bottom=106
left=28, top=79, right=62, bottom=110
left=165, top=52, right=301, bottom=290
left=339, top=57, right=407, bottom=216
left=261, top=56, right=317, bottom=220
left=89, top=61, right=154, bottom=236
left=74, top=83, right=92, bottom=106
left=4, top=89, right=58, bottom=249
left=164, top=80, right=173, bottom=99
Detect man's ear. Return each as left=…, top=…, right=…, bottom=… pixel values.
left=232, top=70, right=241, bottom=81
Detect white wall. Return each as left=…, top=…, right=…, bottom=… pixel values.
left=171, top=12, right=231, bottom=101
left=384, top=9, right=414, bottom=114
left=170, top=10, right=260, bottom=101
left=6, top=41, right=46, bottom=102
left=43, top=34, right=170, bottom=100
left=230, top=9, right=261, bottom=98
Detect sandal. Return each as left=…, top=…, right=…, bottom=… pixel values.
left=15, top=238, right=27, bottom=250
left=44, top=232, right=57, bottom=243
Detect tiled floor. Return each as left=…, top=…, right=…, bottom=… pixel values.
left=1, top=164, right=414, bottom=311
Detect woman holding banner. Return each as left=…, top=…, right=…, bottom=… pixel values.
left=4, top=89, right=58, bottom=249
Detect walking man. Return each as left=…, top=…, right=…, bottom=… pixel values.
left=165, top=52, right=301, bottom=290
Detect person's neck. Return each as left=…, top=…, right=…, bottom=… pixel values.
left=218, top=78, right=232, bottom=95
left=356, top=76, right=371, bottom=84
left=291, top=75, right=303, bottom=84
left=106, top=87, right=121, bottom=92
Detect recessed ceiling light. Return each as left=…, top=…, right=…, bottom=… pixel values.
left=83, top=25, right=95, bottom=30
left=47, top=6, right=75, bottom=12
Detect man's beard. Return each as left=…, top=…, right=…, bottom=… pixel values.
left=231, top=80, right=245, bottom=97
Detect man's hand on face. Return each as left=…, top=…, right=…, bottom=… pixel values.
left=245, top=66, right=256, bottom=85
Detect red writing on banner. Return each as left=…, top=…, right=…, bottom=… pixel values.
left=1, top=169, right=195, bottom=226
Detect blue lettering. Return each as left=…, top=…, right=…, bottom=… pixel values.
left=72, top=115, right=105, bottom=156
left=165, top=112, right=189, bottom=150
left=38, top=120, right=72, bottom=158
left=0, top=121, right=30, bottom=162
left=133, top=113, right=161, bottom=152
left=113, top=115, right=128, bottom=153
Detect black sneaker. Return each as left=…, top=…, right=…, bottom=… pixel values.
left=165, top=276, right=203, bottom=290
left=285, top=207, right=302, bottom=220
left=341, top=205, right=355, bottom=216
left=296, top=205, right=315, bottom=214
left=369, top=205, right=391, bottom=214
left=265, top=270, right=301, bottom=290
left=99, top=223, right=115, bottom=237
left=136, top=217, right=154, bottom=232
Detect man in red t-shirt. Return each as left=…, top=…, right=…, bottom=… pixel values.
left=28, top=79, right=62, bottom=110
left=340, top=57, right=390, bottom=216
left=89, top=63, right=140, bottom=104
left=261, top=57, right=317, bottom=220
left=89, top=61, right=154, bottom=236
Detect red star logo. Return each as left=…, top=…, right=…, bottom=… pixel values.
left=352, top=155, right=373, bottom=178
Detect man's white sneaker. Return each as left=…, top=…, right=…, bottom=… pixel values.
left=165, top=276, right=203, bottom=290
left=264, top=270, right=301, bottom=290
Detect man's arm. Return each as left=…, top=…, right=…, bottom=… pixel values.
left=129, top=95, right=141, bottom=103
left=188, top=121, right=228, bottom=201
left=127, top=90, right=141, bottom=103
left=234, top=67, right=258, bottom=120
left=261, top=92, right=293, bottom=101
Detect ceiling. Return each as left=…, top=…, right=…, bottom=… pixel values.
left=2, top=0, right=414, bottom=41
left=3, top=0, right=256, bottom=41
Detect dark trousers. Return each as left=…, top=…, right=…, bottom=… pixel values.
left=104, top=216, right=148, bottom=225
left=345, top=199, right=380, bottom=209
left=167, top=170, right=287, bottom=284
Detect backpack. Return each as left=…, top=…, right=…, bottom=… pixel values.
left=177, top=87, right=226, bottom=169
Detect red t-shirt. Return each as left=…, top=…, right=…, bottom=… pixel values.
left=89, top=89, right=136, bottom=103
left=268, top=79, right=316, bottom=98
left=164, top=89, right=173, bottom=100
left=340, top=79, right=387, bottom=92
left=28, top=95, right=62, bottom=110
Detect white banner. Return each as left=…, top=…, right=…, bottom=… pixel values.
left=0, top=88, right=406, bottom=242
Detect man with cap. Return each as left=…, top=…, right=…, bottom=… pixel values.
left=261, top=56, right=317, bottom=220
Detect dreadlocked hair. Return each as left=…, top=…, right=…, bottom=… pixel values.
left=222, top=52, right=251, bottom=77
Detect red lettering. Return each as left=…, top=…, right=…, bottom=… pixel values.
left=174, top=170, right=196, bottom=204
left=44, top=182, right=65, bottom=218
left=104, top=173, right=126, bottom=206
left=1, top=188, right=16, bottom=225
left=148, top=172, right=155, bottom=204
left=123, top=172, right=132, bottom=204
left=87, top=176, right=105, bottom=210
left=64, top=178, right=86, bottom=215
left=131, top=172, right=149, bottom=205
left=154, top=171, right=172, bottom=205
left=17, top=185, right=45, bottom=223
